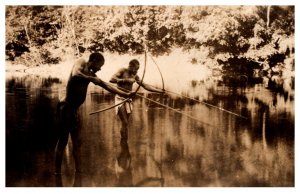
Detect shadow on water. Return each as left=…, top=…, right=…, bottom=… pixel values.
left=5, top=75, right=294, bottom=187
left=6, top=76, right=61, bottom=186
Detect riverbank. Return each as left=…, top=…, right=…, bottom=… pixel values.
left=6, top=50, right=214, bottom=93
left=5, top=61, right=73, bottom=81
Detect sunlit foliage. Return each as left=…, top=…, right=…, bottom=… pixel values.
left=5, top=5, right=294, bottom=84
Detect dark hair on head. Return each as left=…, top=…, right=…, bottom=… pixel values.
left=129, top=59, right=139, bottom=67
left=89, top=53, right=104, bottom=63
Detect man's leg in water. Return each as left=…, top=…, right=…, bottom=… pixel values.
left=70, top=119, right=82, bottom=173
left=55, top=121, right=70, bottom=174
left=71, top=120, right=82, bottom=187
left=55, top=105, right=74, bottom=174
left=117, top=105, right=130, bottom=140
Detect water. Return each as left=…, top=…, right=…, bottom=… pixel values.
left=5, top=75, right=294, bottom=187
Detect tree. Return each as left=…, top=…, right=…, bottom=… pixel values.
left=5, top=4, right=294, bottom=83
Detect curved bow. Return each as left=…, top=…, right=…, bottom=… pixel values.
left=149, top=54, right=165, bottom=91
left=133, top=50, right=147, bottom=94
left=90, top=51, right=147, bottom=115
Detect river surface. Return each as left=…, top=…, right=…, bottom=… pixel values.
left=5, top=75, right=294, bottom=187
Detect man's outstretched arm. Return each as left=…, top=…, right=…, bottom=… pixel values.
left=94, top=78, right=134, bottom=98
left=72, top=60, right=134, bottom=97
left=135, top=76, right=164, bottom=93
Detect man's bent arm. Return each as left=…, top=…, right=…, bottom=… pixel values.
left=110, top=69, right=123, bottom=83
left=110, top=68, right=132, bottom=84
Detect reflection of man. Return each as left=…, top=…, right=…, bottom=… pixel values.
left=55, top=53, right=134, bottom=176
left=115, top=139, right=133, bottom=186
left=110, top=59, right=164, bottom=139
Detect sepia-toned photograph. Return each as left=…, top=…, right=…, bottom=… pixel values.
left=5, top=4, right=295, bottom=187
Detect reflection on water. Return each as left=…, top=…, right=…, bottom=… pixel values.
left=115, top=139, right=133, bottom=186
left=5, top=75, right=294, bottom=187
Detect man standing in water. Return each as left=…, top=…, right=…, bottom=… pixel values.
left=110, top=59, right=164, bottom=140
left=55, top=53, right=134, bottom=176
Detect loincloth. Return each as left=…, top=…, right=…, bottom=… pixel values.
left=115, top=95, right=133, bottom=115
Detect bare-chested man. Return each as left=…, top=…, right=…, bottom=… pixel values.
left=55, top=53, right=134, bottom=176
left=110, top=59, right=164, bottom=140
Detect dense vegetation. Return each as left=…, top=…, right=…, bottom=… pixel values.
left=5, top=5, right=294, bottom=85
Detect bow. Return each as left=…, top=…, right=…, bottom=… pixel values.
left=90, top=51, right=147, bottom=115
left=134, top=50, right=147, bottom=95
left=149, top=54, right=165, bottom=92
